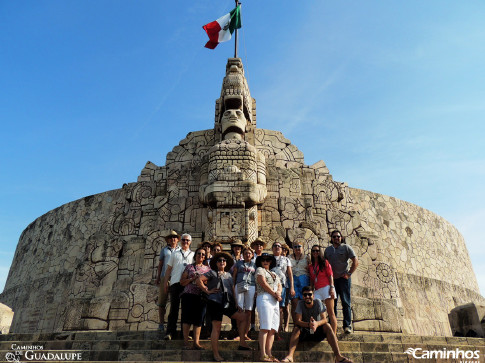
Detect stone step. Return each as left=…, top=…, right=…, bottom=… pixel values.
left=0, top=330, right=482, bottom=345
left=2, top=339, right=483, bottom=352
left=0, top=349, right=410, bottom=362
left=0, top=331, right=483, bottom=362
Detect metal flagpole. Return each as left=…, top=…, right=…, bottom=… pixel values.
left=234, top=0, right=239, bottom=58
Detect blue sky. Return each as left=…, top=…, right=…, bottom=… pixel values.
left=1, top=1, right=484, bottom=296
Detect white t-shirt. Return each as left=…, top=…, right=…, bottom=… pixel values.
left=167, top=249, right=194, bottom=286
left=272, top=255, right=292, bottom=287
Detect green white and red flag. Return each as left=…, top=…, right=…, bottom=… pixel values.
left=202, top=5, right=241, bottom=49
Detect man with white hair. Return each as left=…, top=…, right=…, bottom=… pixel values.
left=163, top=233, right=194, bottom=340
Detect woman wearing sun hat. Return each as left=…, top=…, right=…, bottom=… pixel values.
left=255, top=253, right=282, bottom=362
left=250, top=237, right=266, bottom=262
left=196, top=251, right=252, bottom=362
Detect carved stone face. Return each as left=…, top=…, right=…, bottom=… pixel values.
left=221, top=109, right=246, bottom=135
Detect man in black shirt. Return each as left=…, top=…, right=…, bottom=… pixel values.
left=281, top=286, right=352, bottom=363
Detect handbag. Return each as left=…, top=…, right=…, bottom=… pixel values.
left=236, top=261, right=253, bottom=293
left=220, top=276, right=236, bottom=310
left=237, top=280, right=250, bottom=294
left=221, top=291, right=233, bottom=309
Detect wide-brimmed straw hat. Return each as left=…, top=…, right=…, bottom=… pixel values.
left=209, top=252, right=234, bottom=272
left=231, top=239, right=245, bottom=248
left=255, top=253, right=276, bottom=269
left=250, top=237, right=267, bottom=249
left=164, top=230, right=180, bottom=241
left=198, top=240, right=213, bottom=248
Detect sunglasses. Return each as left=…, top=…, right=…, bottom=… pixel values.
left=311, top=250, right=320, bottom=253
left=293, top=246, right=302, bottom=249
left=217, top=258, right=227, bottom=263
left=261, top=258, right=272, bottom=262
left=303, top=293, right=313, bottom=297
left=273, top=245, right=282, bottom=248
left=196, top=252, right=206, bottom=256
left=332, top=235, right=341, bottom=238
left=181, top=239, right=191, bottom=242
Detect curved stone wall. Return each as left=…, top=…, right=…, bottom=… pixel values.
left=347, top=188, right=484, bottom=336
left=1, top=164, right=483, bottom=335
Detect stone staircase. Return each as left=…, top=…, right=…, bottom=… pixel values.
left=0, top=330, right=484, bottom=363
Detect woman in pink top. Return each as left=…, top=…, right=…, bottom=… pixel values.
left=309, top=245, right=337, bottom=334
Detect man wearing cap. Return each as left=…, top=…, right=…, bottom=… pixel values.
left=324, top=230, right=359, bottom=334
left=163, top=233, right=194, bottom=340
left=155, top=230, right=180, bottom=333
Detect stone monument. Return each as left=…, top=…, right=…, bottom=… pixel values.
left=1, top=58, right=483, bottom=336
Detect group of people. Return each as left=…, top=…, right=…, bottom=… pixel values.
left=156, top=230, right=358, bottom=363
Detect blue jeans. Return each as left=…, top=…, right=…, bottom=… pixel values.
left=334, top=277, right=352, bottom=328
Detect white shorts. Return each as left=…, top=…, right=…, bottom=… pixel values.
left=314, top=285, right=331, bottom=301
left=256, top=293, right=279, bottom=331
left=237, top=285, right=256, bottom=311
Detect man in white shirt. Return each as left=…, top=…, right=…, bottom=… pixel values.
left=163, top=233, right=194, bottom=340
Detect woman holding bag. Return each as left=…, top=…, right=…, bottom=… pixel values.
left=233, top=246, right=256, bottom=341
left=196, top=251, right=251, bottom=362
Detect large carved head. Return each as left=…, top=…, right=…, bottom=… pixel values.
left=217, top=58, right=254, bottom=128
left=221, top=108, right=246, bottom=136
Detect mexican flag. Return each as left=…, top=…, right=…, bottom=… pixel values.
left=202, top=5, right=241, bottom=49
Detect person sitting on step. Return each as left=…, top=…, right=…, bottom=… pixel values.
left=281, top=286, right=353, bottom=363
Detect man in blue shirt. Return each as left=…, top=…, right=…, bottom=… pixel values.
left=155, top=230, right=180, bottom=333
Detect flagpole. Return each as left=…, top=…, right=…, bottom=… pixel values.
left=234, top=0, right=239, bottom=58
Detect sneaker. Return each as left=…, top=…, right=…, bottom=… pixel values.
left=344, top=326, right=352, bottom=334
left=158, top=324, right=165, bottom=333
left=164, top=333, right=172, bottom=340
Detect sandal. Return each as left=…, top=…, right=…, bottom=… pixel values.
left=281, top=358, right=293, bottom=362
left=336, top=357, right=353, bottom=363
left=260, top=356, right=273, bottom=362
left=270, top=356, right=280, bottom=362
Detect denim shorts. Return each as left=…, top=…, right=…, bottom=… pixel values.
left=292, top=274, right=310, bottom=300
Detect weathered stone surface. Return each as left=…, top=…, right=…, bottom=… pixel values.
left=0, top=58, right=483, bottom=336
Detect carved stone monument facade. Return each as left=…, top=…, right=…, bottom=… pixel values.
left=1, top=58, right=483, bottom=335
